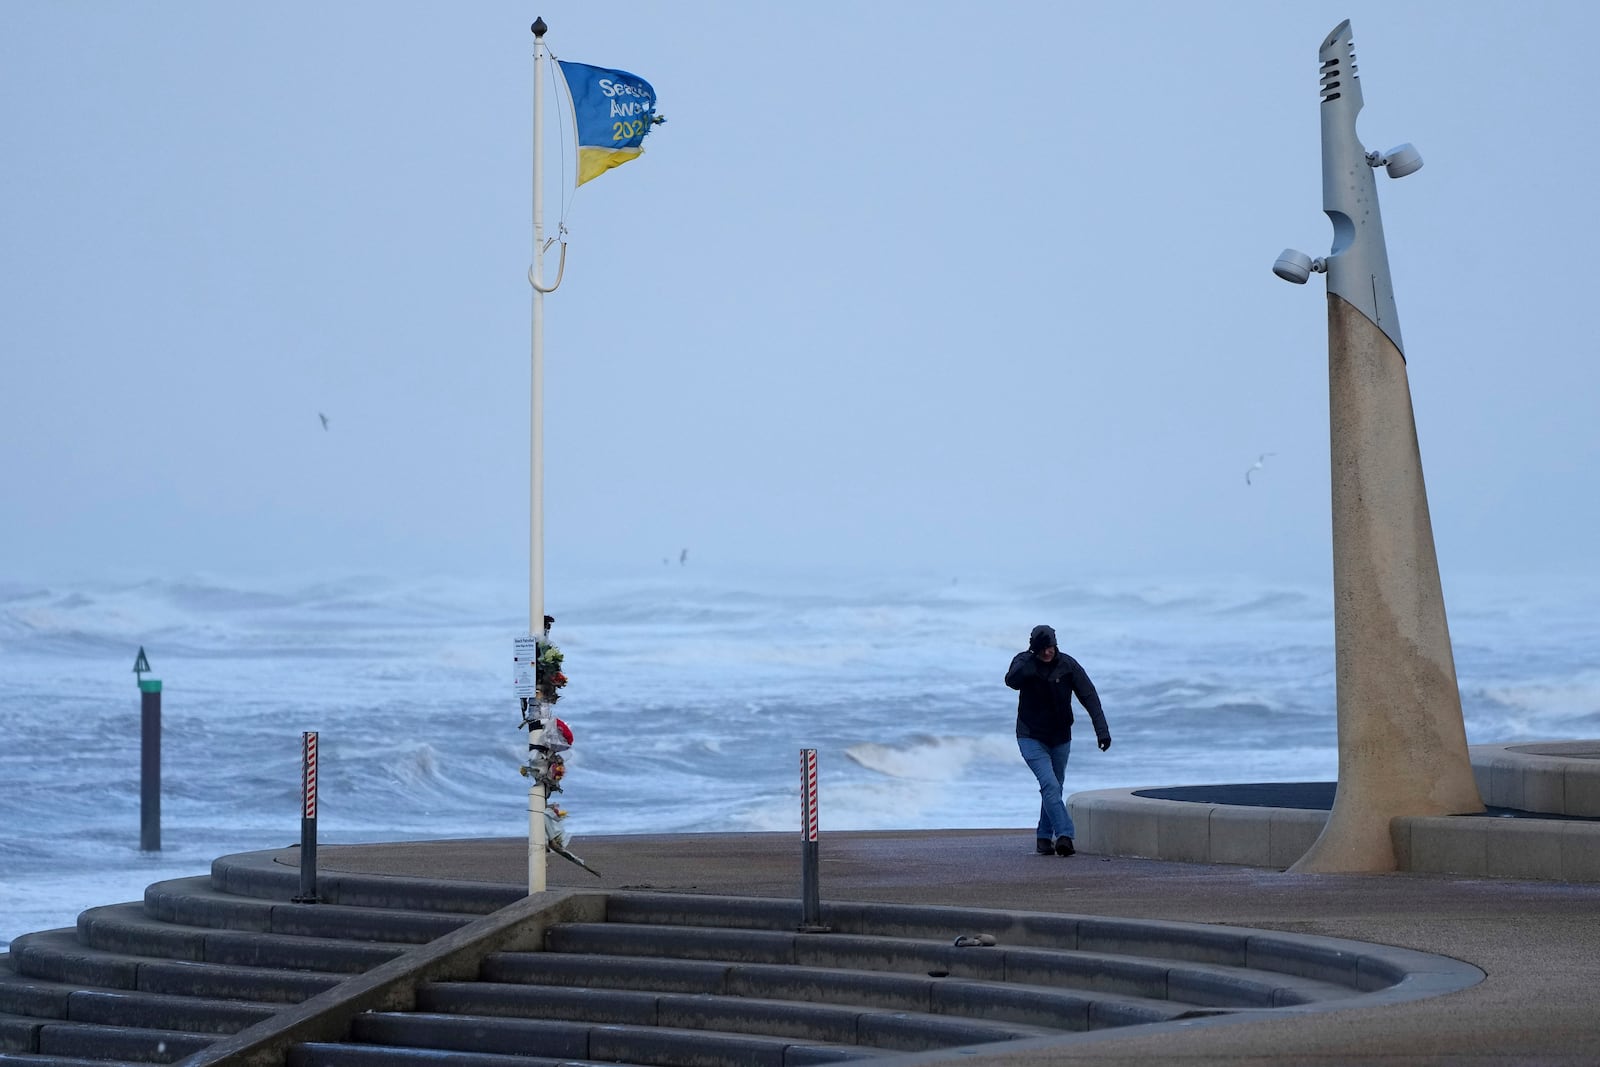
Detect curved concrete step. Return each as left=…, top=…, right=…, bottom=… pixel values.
left=0, top=958, right=71, bottom=1021
left=299, top=894, right=1467, bottom=1067
left=8, top=931, right=341, bottom=1004
left=349, top=1011, right=887, bottom=1066
left=5, top=932, right=141, bottom=992
left=415, top=981, right=1069, bottom=1050
left=518, top=927, right=1356, bottom=1017
left=3, top=858, right=536, bottom=1066
left=289, top=1044, right=690, bottom=1066
left=140, top=878, right=1475, bottom=1067
left=607, top=893, right=1272, bottom=971
left=546, top=921, right=818, bottom=966
left=144, top=877, right=471, bottom=944
left=0, top=1010, right=213, bottom=1063
left=538, top=922, right=1352, bottom=1009
left=210, top=851, right=523, bottom=915
left=76, top=903, right=406, bottom=973
left=52, top=989, right=272, bottom=1035
left=998, top=944, right=1352, bottom=1007
left=0, top=959, right=273, bottom=1035
left=475, top=957, right=1187, bottom=1029
left=601, top=893, right=1455, bottom=1002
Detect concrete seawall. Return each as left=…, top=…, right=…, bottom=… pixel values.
left=1070, top=740, right=1600, bottom=881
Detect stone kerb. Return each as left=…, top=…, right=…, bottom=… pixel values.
left=1469, top=741, right=1600, bottom=817
left=1073, top=768, right=1600, bottom=883
left=1068, top=788, right=1326, bottom=869
left=1392, top=815, right=1600, bottom=882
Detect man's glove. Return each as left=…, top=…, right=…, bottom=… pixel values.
left=1097, top=736, right=1112, bottom=752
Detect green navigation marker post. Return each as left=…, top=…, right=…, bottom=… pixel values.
left=135, top=646, right=161, bottom=851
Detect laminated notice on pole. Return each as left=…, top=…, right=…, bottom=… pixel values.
left=513, top=636, right=540, bottom=697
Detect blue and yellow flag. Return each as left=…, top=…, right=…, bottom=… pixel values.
left=556, top=60, right=658, bottom=187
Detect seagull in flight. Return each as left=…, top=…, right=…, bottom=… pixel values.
left=1245, top=452, right=1276, bottom=485
left=318, top=412, right=330, bottom=431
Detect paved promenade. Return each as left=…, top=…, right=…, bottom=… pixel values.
left=296, top=829, right=1600, bottom=1065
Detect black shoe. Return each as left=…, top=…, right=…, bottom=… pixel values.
left=1054, top=837, right=1075, bottom=857
left=1035, top=839, right=1054, bottom=855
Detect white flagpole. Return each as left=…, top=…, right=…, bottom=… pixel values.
left=527, top=15, right=550, bottom=895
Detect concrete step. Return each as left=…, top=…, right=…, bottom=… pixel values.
left=76, top=903, right=406, bottom=973
left=59, top=989, right=274, bottom=1035
left=474, top=956, right=1185, bottom=1030
left=7, top=931, right=142, bottom=992
left=540, top=921, right=1352, bottom=1009
left=349, top=1011, right=886, bottom=1066
left=144, top=877, right=471, bottom=943
left=481, top=949, right=731, bottom=994
left=8, top=931, right=340, bottom=1004
left=603, top=893, right=802, bottom=931
left=0, top=1013, right=42, bottom=1054
left=997, top=943, right=1354, bottom=1007
left=603, top=893, right=1386, bottom=994
left=209, top=851, right=524, bottom=915
left=289, top=1043, right=675, bottom=1066
left=604, top=894, right=1464, bottom=1006
left=415, top=981, right=1071, bottom=1049
left=0, top=1054, right=118, bottom=1066
left=0, top=958, right=71, bottom=1021
left=0, top=956, right=274, bottom=1033
left=495, top=935, right=1350, bottom=1013
left=0, top=1010, right=213, bottom=1063
left=290, top=1044, right=665, bottom=1066
left=544, top=922, right=826, bottom=968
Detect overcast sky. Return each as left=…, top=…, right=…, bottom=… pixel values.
left=4, top=2, right=1596, bottom=589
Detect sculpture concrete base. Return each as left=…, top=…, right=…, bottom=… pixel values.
left=1289, top=296, right=1483, bottom=874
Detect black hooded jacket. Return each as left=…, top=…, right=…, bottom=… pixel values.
left=1005, top=645, right=1110, bottom=748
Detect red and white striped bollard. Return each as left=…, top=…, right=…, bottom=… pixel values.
left=799, top=748, right=827, bottom=931
left=295, top=731, right=320, bottom=903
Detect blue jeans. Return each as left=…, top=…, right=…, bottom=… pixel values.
left=1018, top=737, right=1075, bottom=840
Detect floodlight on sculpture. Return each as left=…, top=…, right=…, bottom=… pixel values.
left=1271, top=23, right=1419, bottom=358
left=1370, top=143, right=1423, bottom=179
left=1272, top=249, right=1326, bottom=285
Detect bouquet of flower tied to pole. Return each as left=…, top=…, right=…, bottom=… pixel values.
left=516, top=626, right=596, bottom=875
left=536, top=640, right=568, bottom=704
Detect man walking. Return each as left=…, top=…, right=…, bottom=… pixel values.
left=1006, top=624, right=1112, bottom=856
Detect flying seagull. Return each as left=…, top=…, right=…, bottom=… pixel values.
left=1245, top=452, right=1276, bottom=486
left=318, top=412, right=330, bottom=431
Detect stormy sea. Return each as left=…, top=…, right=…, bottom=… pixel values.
left=3, top=565, right=1597, bottom=947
